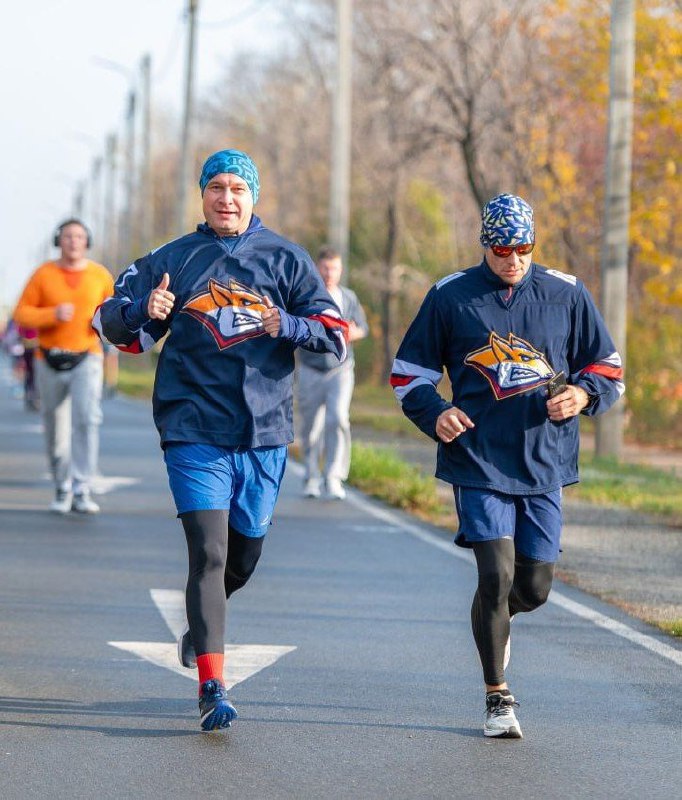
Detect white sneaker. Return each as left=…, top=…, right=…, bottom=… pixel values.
left=303, top=478, right=322, bottom=498
left=484, top=692, right=523, bottom=738
left=326, top=478, right=346, bottom=500
left=49, top=489, right=72, bottom=515
left=72, top=492, right=100, bottom=514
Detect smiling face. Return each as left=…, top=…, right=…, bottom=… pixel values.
left=202, top=173, right=254, bottom=236
left=485, top=247, right=533, bottom=286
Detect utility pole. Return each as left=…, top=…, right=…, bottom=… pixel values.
left=177, top=0, right=199, bottom=237
left=103, top=133, right=119, bottom=270
left=73, top=180, right=86, bottom=217
left=328, top=0, right=353, bottom=275
left=595, top=0, right=635, bottom=459
left=140, top=53, right=153, bottom=253
left=90, top=156, right=103, bottom=261
left=121, top=89, right=137, bottom=267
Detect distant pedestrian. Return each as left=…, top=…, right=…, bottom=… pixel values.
left=298, top=246, right=368, bottom=500
left=95, top=149, right=348, bottom=732
left=14, top=219, right=113, bottom=514
left=17, top=324, right=40, bottom=411
left=391, top=193, right=624, bottom=738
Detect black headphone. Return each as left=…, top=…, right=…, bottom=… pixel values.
left=53, top=218, right=92, bottom=249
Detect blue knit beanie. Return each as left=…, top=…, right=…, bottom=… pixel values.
left=199, top=149, right=260, bottom=205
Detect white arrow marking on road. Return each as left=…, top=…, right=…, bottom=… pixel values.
left=109, top=589, right=296, bottom=688
left=91, top=475, right=141, bottom=495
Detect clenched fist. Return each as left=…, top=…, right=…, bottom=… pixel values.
left=147, top=273, right=175, bottom=320
left=435, top=406, right=475, bottom=443
left=261, top=296, right=281, bottom=337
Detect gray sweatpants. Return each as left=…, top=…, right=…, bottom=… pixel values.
left=36, top=354, right=103, bottom=494
left=297, top=361, right=355, bottom=483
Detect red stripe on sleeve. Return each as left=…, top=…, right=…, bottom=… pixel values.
left=308, top=313, right=350, bottom=340
left=390, top=374, right=415, bottom=388
left=117, top=340, right=142, bottom=354
left=581, top=363, right=623, bottom=380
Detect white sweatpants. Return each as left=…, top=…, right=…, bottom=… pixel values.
left=297, top=361, right=355, bottom=483
left=36, top=354, right=103, bottom=494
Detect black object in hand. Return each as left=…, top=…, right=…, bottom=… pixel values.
left=547, top=371, right=567, bottom=398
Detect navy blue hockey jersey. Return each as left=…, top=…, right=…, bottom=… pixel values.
left=95, top=217, right=347, bottom=448
left=391, top=261, right=624, bottom=494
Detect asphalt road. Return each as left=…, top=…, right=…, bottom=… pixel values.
left=0, top=359, right=680, bottom=800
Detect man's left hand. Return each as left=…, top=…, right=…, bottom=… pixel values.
left=261, top=296, right=281, bottom=337
left=547, top=385, right=590, bottom=421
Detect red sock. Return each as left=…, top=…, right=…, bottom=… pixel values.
left=197, top=653, right=224, bottom=690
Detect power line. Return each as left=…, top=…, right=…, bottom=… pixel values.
left=198, top=0, right=276, bottom=29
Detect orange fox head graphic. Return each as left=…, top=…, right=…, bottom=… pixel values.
left=464, top=332, right=553, bottom=399
left=181, top=277, right=268, bottom=349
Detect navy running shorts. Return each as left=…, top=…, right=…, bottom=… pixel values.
left=164, top=442, right=288, bottom=536
left=453, top=486, right=562, bottom=562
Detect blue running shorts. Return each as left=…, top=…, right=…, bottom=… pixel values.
left=164, top=442, right=288, bottom=537
left=453, top=486, right=562, bottom=562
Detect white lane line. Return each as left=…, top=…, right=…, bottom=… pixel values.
left=549, top=593, right=682, bottom=667
left=286, top=461, right=682, bottom=668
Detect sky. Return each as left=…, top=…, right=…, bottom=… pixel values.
left=0, top=0, right=285, bottom=311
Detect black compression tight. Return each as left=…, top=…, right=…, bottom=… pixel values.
left=180, top=510, right=264, bottom=656
left=471, top=538, right=555, bottom=686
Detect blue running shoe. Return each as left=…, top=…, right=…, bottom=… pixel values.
left=199, top=680, right=238, bottom=732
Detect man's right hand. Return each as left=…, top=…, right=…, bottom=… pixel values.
left=147, top=273, right=175, bottom=320
left=55, top=303, right=74, bottom=322
left=435, top=407, right=475, bottom=443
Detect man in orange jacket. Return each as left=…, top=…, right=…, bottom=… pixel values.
left=14, top=219, right=113, bottom=514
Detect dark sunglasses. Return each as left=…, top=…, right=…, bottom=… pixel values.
left=490, top=242, right=535, bottom=258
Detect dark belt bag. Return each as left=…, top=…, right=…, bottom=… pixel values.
left=41, top=348, right=88, bottom=371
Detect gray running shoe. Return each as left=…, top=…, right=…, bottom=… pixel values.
left=303, top=478, right=321, bottom=498
left=50, top=489, right=72, bottom=515
left=484, top=691, right=523, bottom=739
left=72, top=492, right=100, bottom=514
left=178, top=623, right=197, bottom=669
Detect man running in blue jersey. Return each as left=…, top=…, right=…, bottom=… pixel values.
left=391, top=194, right=624, bottom=739
left=95, top=149, right=347, bottom=732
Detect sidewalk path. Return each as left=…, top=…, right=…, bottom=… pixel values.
left=347, top=424, right=682, bottom=629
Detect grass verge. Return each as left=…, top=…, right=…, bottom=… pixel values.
left=657, top=620, right=682, bottom=637
left=569, top=456, right=682, bottom=524
left=118, top=367, right=155, bottom=399
left=348, top=442, right=452, bottom=524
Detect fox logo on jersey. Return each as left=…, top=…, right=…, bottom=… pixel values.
left=181, top=277, right=268, bottom=350
left=464, top=332, right=553, bottom=400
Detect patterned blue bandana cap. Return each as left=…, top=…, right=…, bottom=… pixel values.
left=199, top=149, right=260, bottom=205
left=480, top=193, right=535, bottom=248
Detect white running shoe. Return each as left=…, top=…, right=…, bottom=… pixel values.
left=49, top=489, right=72, bottom=515
left=72, top=492, right=100, bottom=514
left=303, top=478, right=322, bottom=498
left=326, top=477, right=346, bottom=500
left=484, top=691, right=523, bottom=739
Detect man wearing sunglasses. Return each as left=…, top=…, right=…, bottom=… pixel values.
left=391, top=193, right=624, bottom=739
